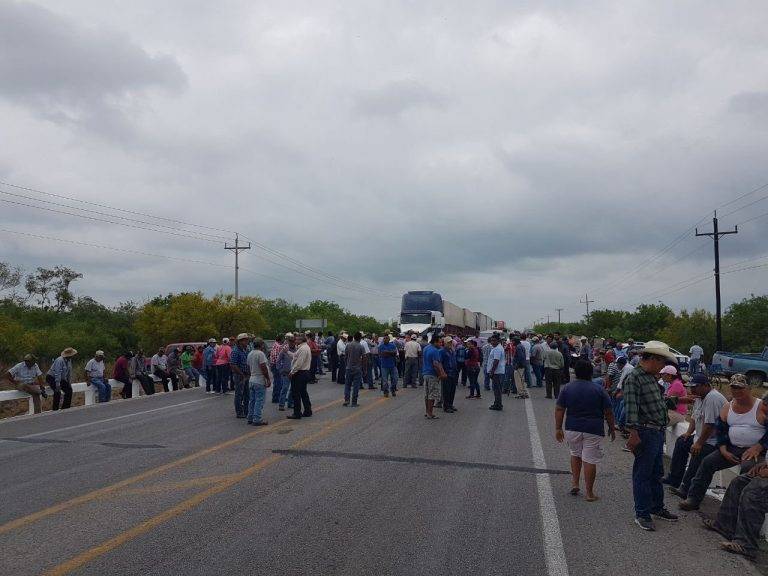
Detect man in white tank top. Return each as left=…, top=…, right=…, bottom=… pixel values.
left=680, top=374, right=768, bottom=511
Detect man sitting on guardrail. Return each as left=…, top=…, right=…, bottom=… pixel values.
left=84, top=350, right=111, bottom=403
left=47, top=347, right=77, bottom=410
left=6, top=354, right=47, bottom=414
left=678, top=374, right=768, bottom=511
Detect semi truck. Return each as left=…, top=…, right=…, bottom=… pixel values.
left=398, top=290, right=496, bottom=338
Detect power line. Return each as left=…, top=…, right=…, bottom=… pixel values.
left=0, top=180, right=238, bottom=237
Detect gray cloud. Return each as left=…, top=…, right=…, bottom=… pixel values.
left=353, top=80, right=446, bottom=118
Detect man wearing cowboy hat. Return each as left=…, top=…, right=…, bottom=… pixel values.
left=623, top=341, right=679, bottom=530
left=47, top=347, right=77, bottom=410
left=7, top=354, right=46, bottom=414
left=230, top=333, right=251, bottom=419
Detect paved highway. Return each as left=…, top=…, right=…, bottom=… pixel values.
left=0, top=375, right=762, bottom=575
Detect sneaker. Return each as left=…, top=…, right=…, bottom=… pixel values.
left=286, top=414, right=301, bottom=420
left=392, top=391, right=397, bottom=397
left=278, top=406, right=285, bottom=411
left=465, top=395, right=475, bottom=399
left=489, top=405, right=502, bottom=411
left=343, top=401, right=350, bottom=407
left=652, top=508, right=679, bottom=522
left=678, top=500, right=700, bottom=511
left=668, top=487, right=687, bottom=498
left=634, top=517, right=656, bottom=531
left=351, top=402, right=359, bottom=407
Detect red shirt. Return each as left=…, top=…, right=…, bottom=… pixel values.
left=308, top=340, right=320, bottom=357
left=113, top=356, right=130, bottom=381
left=604, top=349, right=615, bottom=364
left=466, top=347, right=481, bottom=368
left=192, top=350, right=203, bottom=369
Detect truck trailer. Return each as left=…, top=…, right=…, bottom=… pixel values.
left=398, top=291, right=495, bottom=338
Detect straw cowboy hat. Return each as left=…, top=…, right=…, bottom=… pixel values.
left=61, top=347, right=78, bottom=358
left=641, top=341, right=677, bottom=363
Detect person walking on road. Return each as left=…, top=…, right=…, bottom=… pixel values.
left=336, top=333, right=348, bottom=384
left=230, top=334, right=251, bottom=419
left=214, top=337, right=232, bottom=394
left=422, top=335, right=445, bottom=419
left=441, top=336, right=458, bottom=413
left=269, top=334, right=284, bottom=403
left=403, top=334, right=421, bottom=388
left=47, top=347, right=77, bottom=410
left=544, top=341, right=564, bottom=400
left=246, top=338, right=271, bottom=426
left=465, top=340, right=482, bottom=399
left=378, top=334, right=399, bottom=397
left=531, top=336, right=545, bottom=389
left=343, top=332, right=366, bottom=407
left=325, top=331, right=338, bottom=382
left=287, top=333, right=312, bottom=419
left=7, top=354, right=46, bottom=414
left=203, top=339, right=217, bottom=393
left=487, top=334, right=506, bottom=411
left=556, top=359, right=616, bottom=502
left=623, top=341, right=679, bottom=531
left=678, top=374, right=767, bottom=512
left=85, top=350, right=111, bottom=403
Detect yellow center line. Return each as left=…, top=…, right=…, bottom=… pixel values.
left=42, top=396, right=390, bottom=576
left=0, top=398, right=342, bottom=536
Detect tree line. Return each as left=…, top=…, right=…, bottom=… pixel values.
left=533, top=299, right=768, bottom=359
left=0, top=261, right=389, bottom=370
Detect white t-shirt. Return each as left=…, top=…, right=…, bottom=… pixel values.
left=689, top=345, right=704, bottom=360
left=337, top=340, right=347, bottom=356
left=404, top=340, right=421, bottom=358
left=521, top=340, right=532, bottom=361
left=247, top=350, right=269, bottom=385
left=361, top=340, right=370, bottom=354
left=487, top=344, right=506, bottom=375
left=617, top=364, right=634, bottom=390
left=85, top=358, right=105, bottom=378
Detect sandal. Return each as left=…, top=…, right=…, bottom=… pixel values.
left=569, top=487, right=580, bottom=496
left=702, top=519, right=731, bottom=539
left=424, top=414, right=439, bottom=419
left=720, top=541, right=756, bottom=559
left=585, top=495, right=600, bottom=502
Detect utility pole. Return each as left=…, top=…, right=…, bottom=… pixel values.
left=580, top=293, right=594, bottom=321
left=696, top=211, right=738, bottom=351
left=555, top=308, right=563, bottom=324
left=224, top=233, right=251, bottom=300
left=547, top=314, right=551, bottom=324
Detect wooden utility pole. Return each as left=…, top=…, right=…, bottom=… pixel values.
left=580, top=294, right=594, bottom=321
left=555, top=308, right=563, bottom=323
left=696, top=212, right=738, bottom=351
left=224, top=233, right=251, bottom=300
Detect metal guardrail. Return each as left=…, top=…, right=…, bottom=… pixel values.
left=0, top=375, right=205, bottom=417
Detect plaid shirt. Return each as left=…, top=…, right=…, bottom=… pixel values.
left=623, top=364, right=668, bottom=428
left=269, top=342, right=283, bottom=366
left=229, top=345, right=250, bottom=375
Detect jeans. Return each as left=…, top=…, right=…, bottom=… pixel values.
left=678, top=443, right=717, bottom=496
left=380, top=365, right=398, bottom=393
left=136, top=374, right=155, bottom=395
left=491, top=373, right=504, bottom=407
left=233, top=373, right=249, bottom=417
left=457, top=362, right=467, bottom=386
left=247, top=380, right=266, bottom=423
left=329, top=353, right=338, bottom=381
left=278, top=374, right=292, bottom=408
left=532, top=363, right=544, bottom=387
left=483, top=370, right=491, bottom=391
left=291, top=370, right=312, bottom=416
left=372, top=355, right=380, bottom=380
left=545, top=367, right=562, bottom=399
left=215, top=364, right=230, bottom=394
left=89, top=376, right=112, bottom=403
left=687, top=445, right=756, bottom=505
left=504, top=364, right=518, bottom=394
left=47, top=375, right=72, bottom=410
left=336, top=356, right=346, bottom=384
left=204, top=366, right=216, bottom=392
left=184, top=367, right=200, bottom=387
left=665, top=435, right=694, bottom=487
left=522, top=359, right=532, bottom=387
left=365, top=358, right=374, bottom=388
left=467, top=366, right=480, bottom=396
left=689, top=358, right=700, bottom=375
left=270, top=364, right=282, bottom=402
left=442, top=373, right=458, bottom=409
left=632, top=427, right=665, bottom=519
left=344, top=367, right=363, bottom=403
left=714, top=474, right=768, bottom=555
left=403, top=357, right=419, bottom=387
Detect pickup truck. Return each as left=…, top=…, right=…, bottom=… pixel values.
left=711, top=347, right=768, bottom=387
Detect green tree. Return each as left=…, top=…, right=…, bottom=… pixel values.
left=657, top=309, right=716, bottom=359
left=625, top=303, right=674, bottom=341
left=723, top=295, right=768, bottom=352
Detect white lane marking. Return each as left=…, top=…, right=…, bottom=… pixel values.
left=525, top=398, right=570, bottom=576
left=1, top=397, right=214, bottom=441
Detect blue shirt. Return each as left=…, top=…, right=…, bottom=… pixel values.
left=203, top=345, right=216, bottom=369
left=455, top=345, right=468, bottom=363
left=422, top=344, right=442, bottom=377
left=230, top=346, right=250, bottom=375
left=441, top=348, right=457, bottom=375
left=378, top=342, right=398, bottom=369
left=556, top=379, right=612, bottom=437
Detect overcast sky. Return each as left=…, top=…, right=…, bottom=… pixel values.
left=2, top=0, right=768, bottom=327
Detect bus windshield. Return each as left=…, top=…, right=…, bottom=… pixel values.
left=401, top=312, right=432, bottom=325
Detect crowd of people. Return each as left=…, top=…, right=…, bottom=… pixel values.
left=4, top=328, right=766, bottom=560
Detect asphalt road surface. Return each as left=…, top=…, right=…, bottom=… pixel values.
left=0, top=374, right=763, bottom=576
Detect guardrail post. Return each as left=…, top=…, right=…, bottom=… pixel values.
left=85, top=385, right=95, bottom=406
left=132, top=380, right=141, bottom=397
left=27, top=397, right=34, bottom=415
